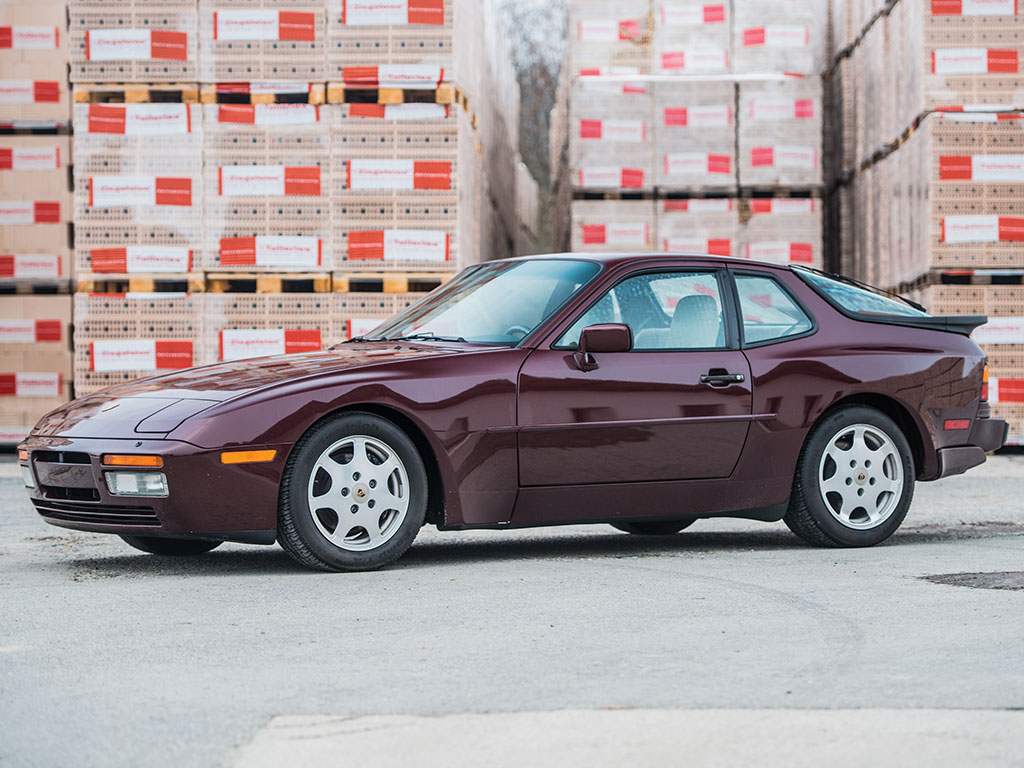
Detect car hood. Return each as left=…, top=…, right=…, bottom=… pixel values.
left=31, top=343, right=467, bottom=439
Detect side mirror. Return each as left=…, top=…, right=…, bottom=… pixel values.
left=574, top=323, right=632, bottom=371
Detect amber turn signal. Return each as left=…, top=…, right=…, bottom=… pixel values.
left=220, top=449, right=277, bottom=465
left=102, top=454, right=164, bottom=468
left=18, top=449, right=28, bottom=462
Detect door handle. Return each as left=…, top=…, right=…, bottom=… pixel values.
left=700, top=372, right=745, bottom=385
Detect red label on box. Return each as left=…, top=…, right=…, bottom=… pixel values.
left=581, top=225, right=606, bottom=244
left=704, top=5, right=726, bottom=22
left=154, top=177, right=192, bottom=206
left=743, top=27, right=766, bottom=46
left=87, top=104, right=126, bottom=133
left=35, top=319, right=62, bottom=342
left=33, top=81, right=59, bottom=103
left=708, top=238, right=732, bottom=256
left=661, top=51, right=686, bottom=69
left=34, top=201, right=60, bottom=222
left=219, top=237, right=258, bottom=265
left=989, top=49, right=1019, bottom=72
left=939, top=155, right=973, bottom=179
left=707, top=154, right=731, bottom=174
left=283, top=166, right=322, bottom=196
left=580, top=119, right=603, bottom=138
left=751, top=147, right=774, bottom=166
left=0, top=373, right=62, bottom=397
left=408, top=0, right=445, bottom=24
left=412, top=161, right=452, bottom=190
left=348, top=230, right=385, bottom=259
left=279, top=12, right=316, bottom=41
left=217, top=104, right=256, bottom=124
left=150, top=30, right=188, bottom=61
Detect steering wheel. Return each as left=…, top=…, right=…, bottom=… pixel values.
left=504, top=324, right=531, bottom=340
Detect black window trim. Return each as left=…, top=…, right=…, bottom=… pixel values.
left=549, top=266, right=741, bottom=353
left=728, top=267, right=818, bottom=349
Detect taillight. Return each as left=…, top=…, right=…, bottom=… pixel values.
left=982, top=363, right=989, bottom=402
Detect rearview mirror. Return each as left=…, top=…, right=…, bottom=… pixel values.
left=574, top=324, right=632, bottom=371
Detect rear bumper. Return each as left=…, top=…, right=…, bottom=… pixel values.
left=935, top=418, right=1007, bottom=479
left=20, top=434, right=286, bottom=540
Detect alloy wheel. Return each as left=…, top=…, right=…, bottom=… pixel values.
left=307, top=434, right=410, bottom=551
left=817, top=423, right=904, bottom=530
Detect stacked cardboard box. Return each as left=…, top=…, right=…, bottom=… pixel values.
left=0, top=297, right=72, bottom=441
left=198, top=0, right=326, bottom=83
left=0, top=0, right=71, bottom=123
left=0, top=0, right=72, bottom=443
left=558, top=0, right=825, bottom=269
left=68, top=1, right=198, bottom=83
left=828, top=0, right=1024, bottom=442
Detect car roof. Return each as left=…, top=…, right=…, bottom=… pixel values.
left=494, top=252, right=794, bottom=273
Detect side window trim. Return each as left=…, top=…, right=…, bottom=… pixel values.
left=728, top=268, right=818, bottom=348
left=550, top=267, right=738, bottom=352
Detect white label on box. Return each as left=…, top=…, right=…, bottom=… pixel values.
left=763, top=25, right=809, bottom=48
left=348, top=159, right=414, bottom=190
left=6, top=146, right=61, bottom=169
left=0, top=427, right=29, bottom=441
left=772, top=145, right=818, bottom=169
left=932, top=48, right=988, bottom=74
left=12, top=373, right=61, bottom=397
left=973, top=317, right=1024, bottom=345
left=693, top=105, right=732, bottom=126
left=0, top=81, right=34, bottom=104
left=9, top=27, right=59, bottom=50
left=584, top=119, right=646, bottom=141
left=382, top=230, right=448, bottom=261
left=381, top=103, right=448, bottom=120
left=665, top=199, right=733, bottom=213
left=0, top=202, right=34, bottom=224
left=746, top=241, right=792, bottom=262
left=344, top=0, right=409, bottom=25
left=255, top=103, right=319, bottom=125
left=5, top=254, right=61, bottom=278
left=214, top=10, right=279, bottom=41
left=86, top=29, right=151, bottom=61
left=664, top=152, right=731, bottom=176
left=604, top=223, right=649, bottom=246
left=348, top=318, right=380, bottom=339
left=960, top=0, right=1016, bottom=15
left=89, top=176, right=157, bottom=206
left=749, top=97, right=816, bottom=121
left=255, top=236, right=321, bottom=267
left=659, top=3, right=715, bottom=25
left=970, top=155, right=1024, bottom=181
left=221, top=329, right=288, bottom=360
left=219, top=165, right=285, bottom=196
left=662, top=46, right=729, bottom=71
left=750, top=199, right=815, bottom=214
left=91, top=339, right=156, bottom=372
left=125, top=104, right=191, bottom=135
left=376, top=65, right=444, bottom=88
left=942, top=215, right=999, bottom=242
left=126, top=246, right=192, bottom=273
left=577, top=19, right=621, bottom=41
left=0, top=319, right=37, bottom=343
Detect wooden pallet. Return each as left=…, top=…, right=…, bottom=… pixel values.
left=73, top=83, right=200, bottom=104
left=0, top=280, right=72, bottom=296
left=333, top=271, right=454, bottom=294
left=75, top=273, right=206, bottom=293
left=199, top=83, right=326, bottom=105
left=573, top=189, right=659, bottom=201
left=0, top=120, right=70, bottom=135
left=205, top=272, right=332, bottom=294
left=327, top=82, right=456, bottom=106
left=931, top=269, right=1024, bottom=287
left=736, top=185, right=825, bottom=199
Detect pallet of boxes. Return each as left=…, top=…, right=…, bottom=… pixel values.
left=828, top=0, right=1024, bottom=443
left=0, top=0, right=73, bottom=445
left=556, top=0, right=826, bottom=278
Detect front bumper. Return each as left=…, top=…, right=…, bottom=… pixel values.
left=935, top=417, right=1007, bottom=479
left=21, top=434, right=287, bottom=542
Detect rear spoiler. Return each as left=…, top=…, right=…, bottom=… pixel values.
left=855, top=314, right=988, bottom=336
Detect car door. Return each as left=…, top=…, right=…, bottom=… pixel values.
left=516, top=267, right=753, bottom=486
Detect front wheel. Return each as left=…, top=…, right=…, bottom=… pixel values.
left=784, top=405, right=915, bottom=547
left=277, top=412, right=428, bottom=572
left=120, top=535, right=220, bottom=556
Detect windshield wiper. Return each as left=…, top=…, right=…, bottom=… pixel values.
left=386, top=333, right=468, bottom=343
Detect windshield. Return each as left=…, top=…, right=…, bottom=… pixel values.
left=793, top=267, right=928, bottom=317
left=362, top=259, right=602, bottom=345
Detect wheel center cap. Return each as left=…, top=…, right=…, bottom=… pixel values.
left=856, top=471, right=867, bottom=484
left=353, top=484, right=369, bottom=500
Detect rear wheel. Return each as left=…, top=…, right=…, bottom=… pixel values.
left=611, top=518, right=696, bottom=535
left=784, top=405, right=914, bottom=547
left=278, top=412, right=428, bottom=572
left=120, top=535, right=220, bottom=556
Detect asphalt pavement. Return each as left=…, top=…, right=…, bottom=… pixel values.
left=1, top=454, right=1023, bottom=767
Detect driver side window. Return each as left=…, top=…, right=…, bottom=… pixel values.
left=556, top=271, right=727, bottom=350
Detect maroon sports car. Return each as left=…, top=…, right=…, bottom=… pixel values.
left=19, top=254, right=1006, bottom=571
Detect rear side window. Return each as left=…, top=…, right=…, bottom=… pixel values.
left=794, top=267, right=927, bottom=317
left=735, top=275, right=813, bottom=344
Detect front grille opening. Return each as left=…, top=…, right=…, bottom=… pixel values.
left=33, top=450, right=91, bottom=465
left=32, top=499, right=160, bottom=527
left=40, top=486, right=100, bottom=502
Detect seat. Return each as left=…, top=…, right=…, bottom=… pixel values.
left=635, top=294, right=723, bottom=349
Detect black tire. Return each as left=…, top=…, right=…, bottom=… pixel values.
left=784, top=405, right=915, bottom=547
left=611, top=518, right=697, bottom=535
left=277, top=412, right=428, bottom=572
left=120, top=535, right=221, bottom=556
